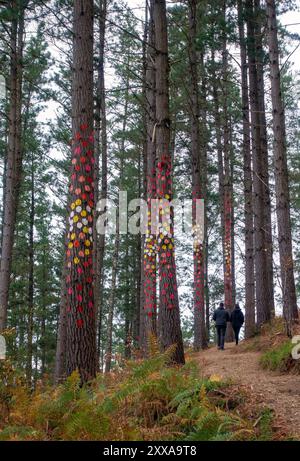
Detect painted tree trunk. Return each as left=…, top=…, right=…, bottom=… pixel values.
left=266, top=0, right=298, bottom=329
left=238, top=0, right=255, bottom=338
left=0, top=3, right=24, bottom=331
left=153, top=0, right=185, bottom=365
left=65, top=0, right=96, bottom=383
left=188, top=0, right=207, bottom=351
left=142, top=0, right=157, bottom=352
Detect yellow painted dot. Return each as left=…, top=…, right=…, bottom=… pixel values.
left=81, top=210, right=87, bottom=217
left=68, top=242, right=73, bottom=249
left=74, top=257, right=79, bottom=264
left=75, top=199, right=82, bottom=206
left=71, top=203, right=75, bottom=210
left=85, top=249, right=90, bottom=256
left=85, top=240, right=91, bottom=247
left=83, top=226, right=89, bottom=234
left=71, top=233, right=76, bottom=240
left=73, top=215, right=79, bottom=223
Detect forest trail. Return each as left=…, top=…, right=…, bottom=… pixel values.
left=196, top=343, right=300, bottom=438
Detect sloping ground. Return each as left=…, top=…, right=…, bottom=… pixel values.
left=196, top=342, right=300, bottom=439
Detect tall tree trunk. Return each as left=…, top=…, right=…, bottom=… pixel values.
left=188, top=0, right=207, bottom=351
left=254, top=0, right=275, bottom=318
left=211, top=50, right=226, bottom=279
left=221, top=3, right=234, bottom=341
left=266, top=0, right=298, bottom=330
left=124, top=245, right=132, bottom=360
left=40, top=246, right=47, bottom=376
left=199, top=52, right=210, bottom=342
left=229, top=119, right=236, bottom=311
left=142, top=0, right=157, bottom=353
left=246, top=0, right=271, bottom=328
left=138, top=2, right=149, bottom=352
left=95, top=0, right=107, bottom=368
left=134, top=150, right=142, bottom=347
left=54, top=249, right=68, bottom=383
left=26, top=154, right=35, bottom=386
left=238, top=0, right=255, bottom=338
left=0, top=2, right=24, bottom=332
left=153, top=0, right=185, bottom=365
left=104, top=218, right=120, bottom=373
left=66, top=0, right=96, bottom=383
left=105, top=47, right=130, bottom=370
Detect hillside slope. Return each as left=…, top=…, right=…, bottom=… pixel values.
left=196, top=342, right=300, bottom=439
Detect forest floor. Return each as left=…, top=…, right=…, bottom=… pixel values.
left=196, top=342, right=300, bottom=439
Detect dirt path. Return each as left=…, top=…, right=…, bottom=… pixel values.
left=196, top=343, right=300, bottom=438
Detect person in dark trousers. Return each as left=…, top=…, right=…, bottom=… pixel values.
left=230, top=303, right=244, bottom=345
left=212, top=302, right=230, bottom=350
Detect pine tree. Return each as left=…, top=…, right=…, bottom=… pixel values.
left=237, top=0, right=255, bottom=337
left=188, top=0, right=207, bottom=350
left=142, top=0, right=157, bottom=351
left=266, top=0, right=298, bottom=332
left=153, top=0, right=185, bottom=365
left=246, top=0, right=272, bottom=328
left=0, top=0, right=25, bottom=331
left=65, top=0, right=96, bottom=383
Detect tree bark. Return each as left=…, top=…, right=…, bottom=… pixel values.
left=94, top=0, right=107, bottom=369
left=142, top=0, right=157, bottom=353
left=221, top=2, right=234, bottom=341
left=26, top=153, right=35, bottom=386
left=238, top=0, right=255, bottom=338
left=254, top=0, right=275, bottom=318
left=54, top=248, right=68, bottom=383
left=104, top=218, right=120, bottom=373
left=188, top=0, right=207, bottom=351
left=246, top=0, right=272, bottom=328
left=0, top=1, right=24, bottom=332
left=66, top=0, right=96, bottom=383
left=266, top=0, right=298, bottom=330
left=211, top=50, right=226, bottom=280
left=153, top=0, right=185, bottom=365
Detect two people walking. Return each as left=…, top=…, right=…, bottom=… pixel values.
left=213, top=302, right=244, bottom=350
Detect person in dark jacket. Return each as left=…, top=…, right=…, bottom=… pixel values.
left=230, top=303, right=244, bottom=345
left=212, top=302, right=230, bottom=350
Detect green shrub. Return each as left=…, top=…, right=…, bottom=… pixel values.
left=259, top=341, right=297, bottom=372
